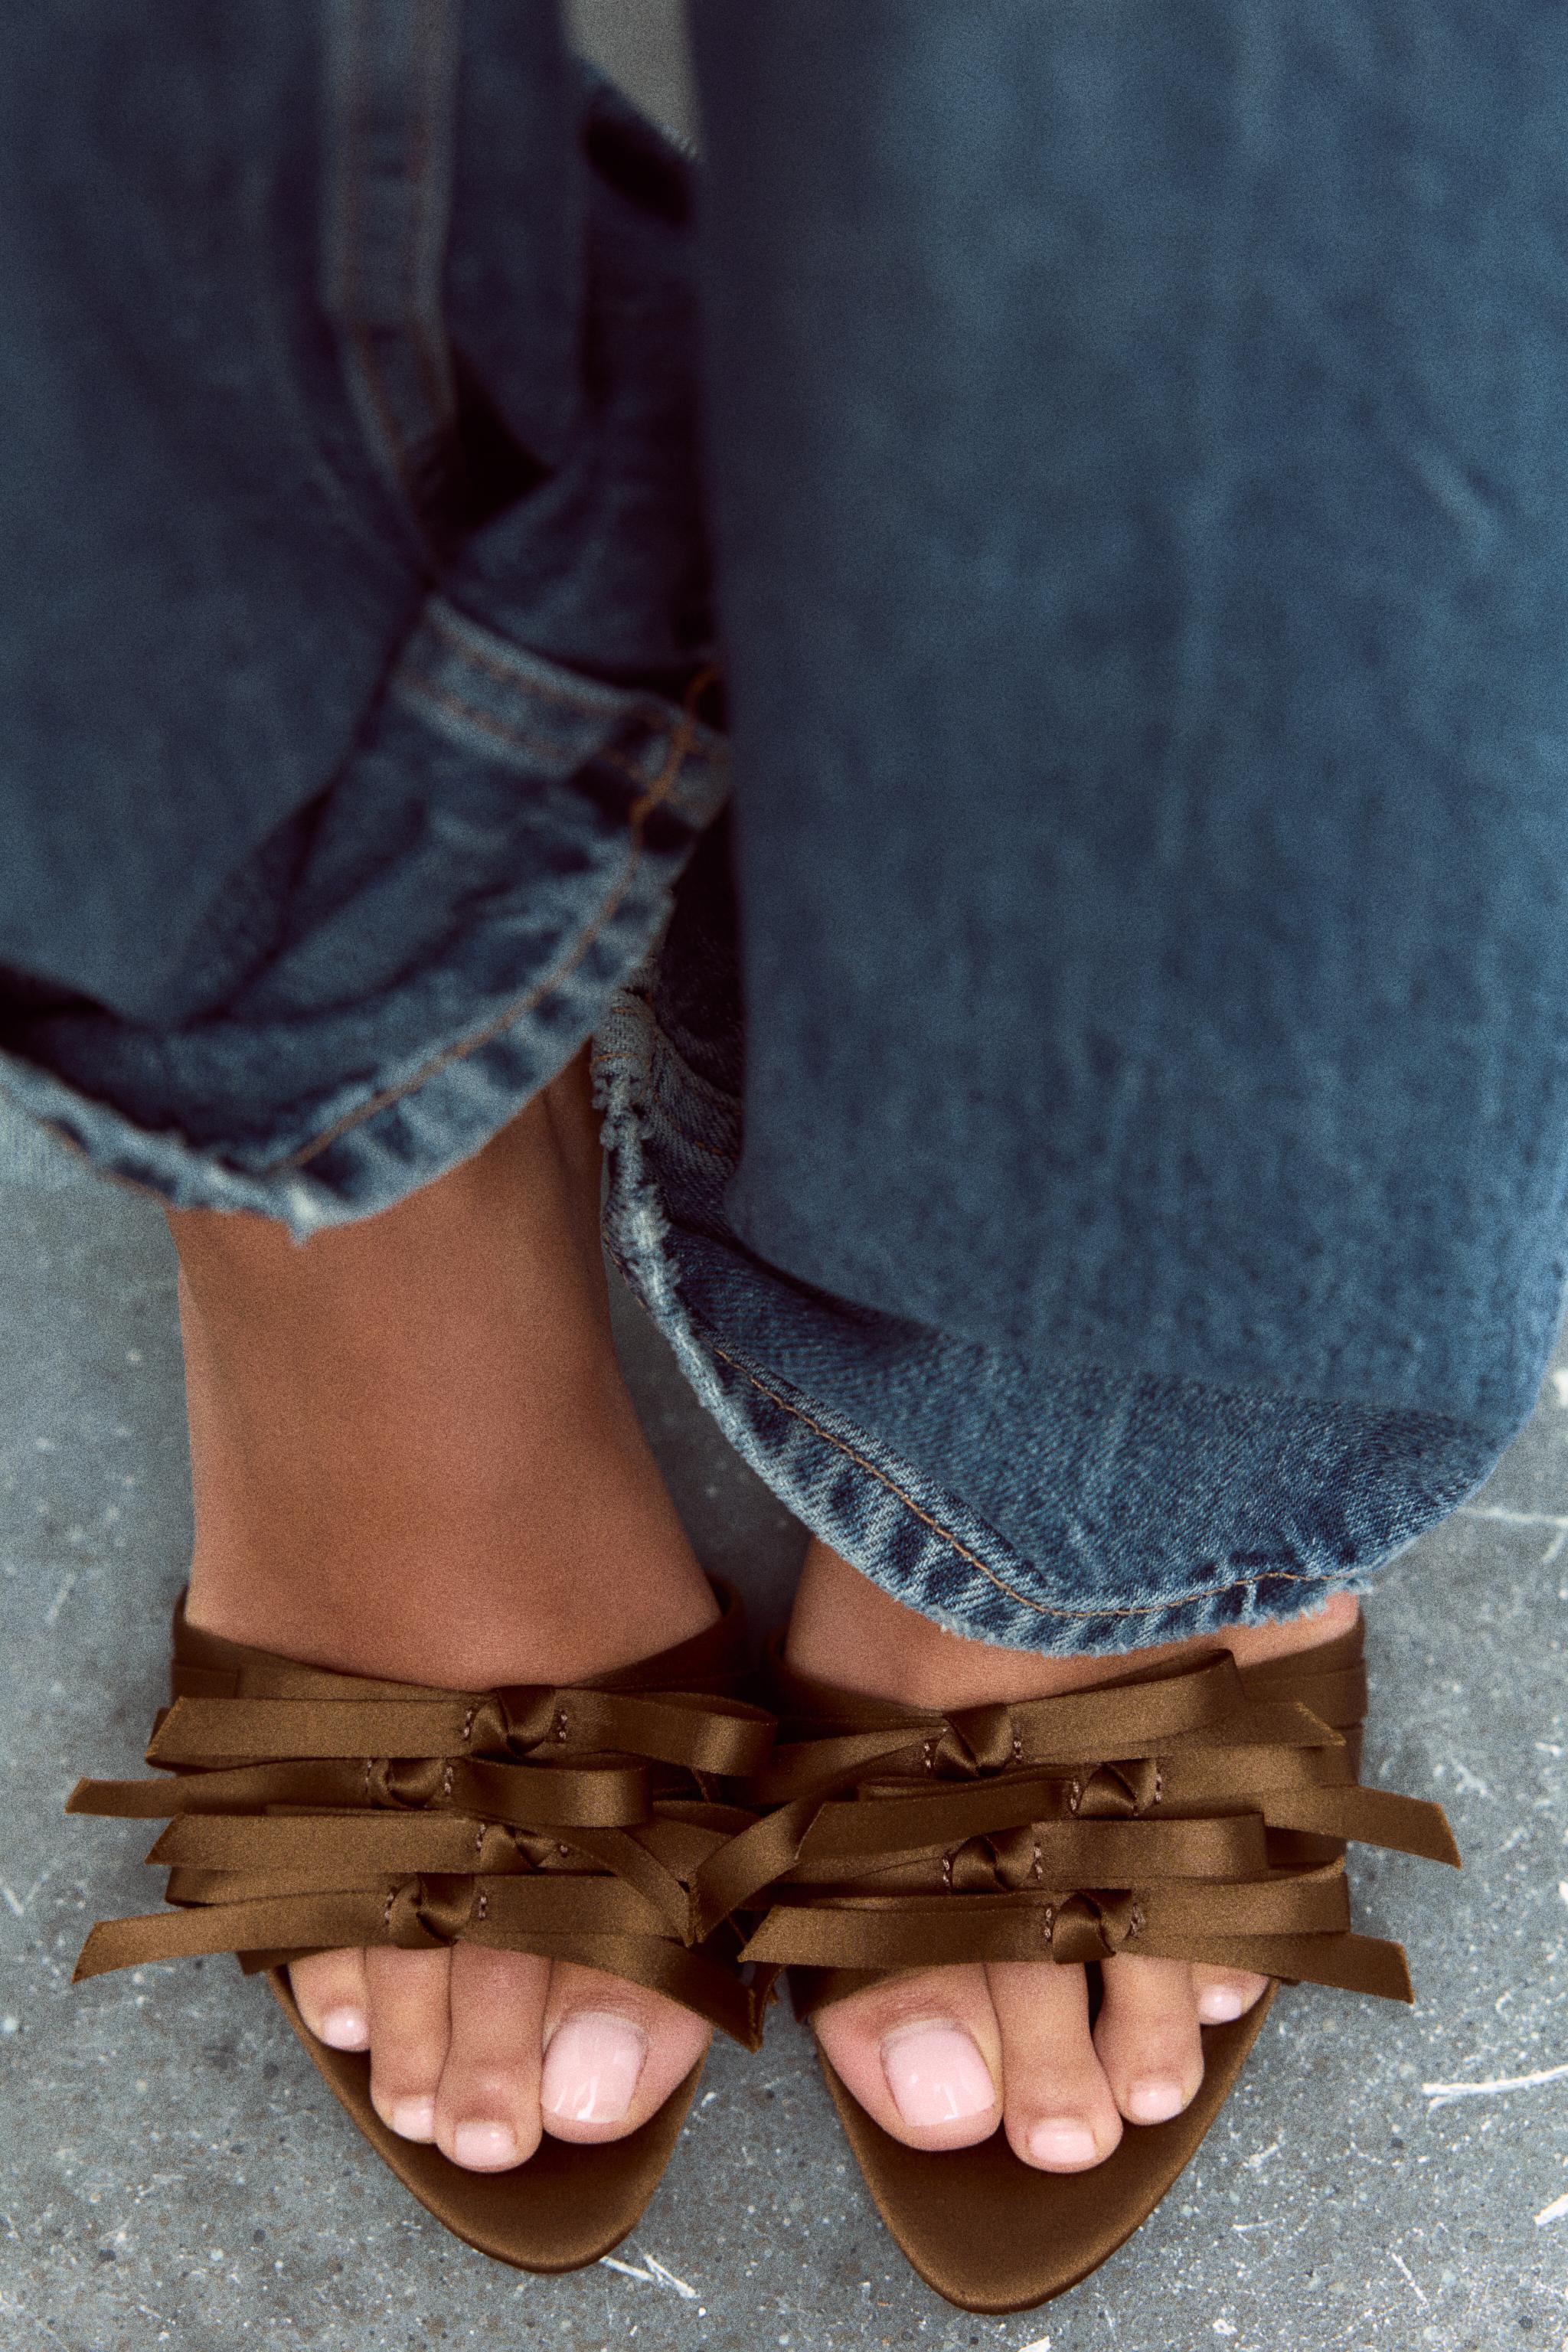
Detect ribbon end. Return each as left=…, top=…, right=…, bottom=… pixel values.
left=70, top=1926, right=115, bottom=1984
left=1429, top=1806, right=1462, bottom=1870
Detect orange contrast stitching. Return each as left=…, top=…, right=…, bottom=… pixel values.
left=396, top=677, right=578, bottom=768
left=426, top=607, right=681, bottom=727
left=399, top=671, right=676, bottom=792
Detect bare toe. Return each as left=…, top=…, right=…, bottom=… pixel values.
left=813, top=1966, right=1001, bottom=2151
left=986, top=1961, right=1122, bottom=2171
left=1191, top=1965, right=1271, bottom=2024
left=1094, top=1953, right=1204, bottom=2125
left=540, top=1962, right=710, bottom=2144
left=366, top=1945, right=452, bottom=2144
left=433, top=1943, right=550, bottom=2171
left=289, top=1947, right=371, bottom=2051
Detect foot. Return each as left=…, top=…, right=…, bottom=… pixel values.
left=785, top=1539, right=1359, bottom=2173
left=169, top=1054, right=714, bottom=2171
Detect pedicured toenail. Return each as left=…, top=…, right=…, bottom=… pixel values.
left=1126, top=2079, right=1185, bottom=2123
left=452, top=2119, right=518, bottom=2167
left=880, top=2024, right=995, bottom=2128
left=389, top=2096, right=435, bottom=2141
left=541, top=2011, right=647, bottom=2124
left=1028, top=2118, right=1099, bottom=2167
left=1197, top=1985, right=1244, bottom=2024
left=318, top=2007, right=370, bottom=2050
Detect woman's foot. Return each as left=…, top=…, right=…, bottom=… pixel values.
left=785, top=1538, right=1359, bottom=2173
left=168, top=1054, right=716, bottom=2171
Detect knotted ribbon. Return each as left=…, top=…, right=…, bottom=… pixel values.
left=67, top=1586, right=780, bottom=2049
left=721, top=1619, right=1459, bottom=2017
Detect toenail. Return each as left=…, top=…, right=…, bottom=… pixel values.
left=318, top=2007, right=370, bottom=2050
left=1029, top=2118, right=1099, bottom=2167
left=389, top=2096, right=435, bottom=2141
left=1197, top=1985, right=1245, bottom=2024
left=1126, top=2078, right=1186, bottom=2123
left=452, top=2119, right=518, bottom=2167
left=541, top=2011, right=647, bottom=2125
left=880, top=2024, right=995, bottom=2128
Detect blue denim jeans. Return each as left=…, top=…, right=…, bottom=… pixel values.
left=5, top=2, right=1566, bottom=1652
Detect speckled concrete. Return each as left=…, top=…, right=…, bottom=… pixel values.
left=2, top=1181, right=1568, bottom=2352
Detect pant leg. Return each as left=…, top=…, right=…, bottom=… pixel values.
left=0, top=1, right=725, bottom=1228
left=599, top=0, right=1568, bottom=1649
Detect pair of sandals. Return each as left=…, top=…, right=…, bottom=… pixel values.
left=68, top=1576, right=1459, bottom=2315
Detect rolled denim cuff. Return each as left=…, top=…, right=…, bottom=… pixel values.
left=0, top=604, right=727, bottom=1234
left=596, top=979, right=1517, bottom=1657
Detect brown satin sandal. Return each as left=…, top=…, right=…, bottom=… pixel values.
left=705, top=1615, right=1459, bottom=2314
left=67, top=1578, right=776, bottom=2274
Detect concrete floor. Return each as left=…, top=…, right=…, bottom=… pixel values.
left=2, top=1182, right=1568, bottom=2352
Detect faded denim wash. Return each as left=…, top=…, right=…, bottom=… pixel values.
left=5, top=2, right=1567, bottom=1651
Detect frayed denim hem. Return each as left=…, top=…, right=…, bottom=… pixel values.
left=0, top=612, right=728, bottom=1237
left=594, top=985, right=1516, bottom=1656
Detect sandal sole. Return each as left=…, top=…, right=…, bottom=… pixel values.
left=269, top=1968, right=704, bottom=2272
left=818, top=1984, right=1276, bottom=2314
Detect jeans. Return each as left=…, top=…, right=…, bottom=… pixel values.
left=5, top=1, right=1567, bottom=1651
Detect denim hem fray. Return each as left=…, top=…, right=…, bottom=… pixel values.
left=0, top=609, right=728, bottom=1235
left=593, top=988, right=1490, bottom=1656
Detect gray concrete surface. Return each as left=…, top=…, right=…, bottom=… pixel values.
left=2, top=1182, right=1568, bottom=2352
left=567, top=0, right=697, bottom=150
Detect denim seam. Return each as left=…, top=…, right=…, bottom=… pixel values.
left=322, top=0, right=462, bottom=564
left=396, top=673, right=668, bottom=799
left=276, top=670, right=715, bottom=1171
left=394, top=676, right=589, bottom=771
left=425, top=606, right=681, bottom=729
left=695, top=1325, right=1349, bottom=1622
left=596, top=993, right=1361, bottom=1630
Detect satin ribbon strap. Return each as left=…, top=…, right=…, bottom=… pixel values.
left=1259, top=1783, right=1461, bottom=1864
left=747, top=1613, right=1455, bottom=2017
left=146, top=1697, right=480, bottom=1766
left=1003, top=1653, right=1249, bottom=1762
left=70, top=1754, right=658, bottom=1831
left=547, top=1689, right=776, bottom=1775
left=69, top=1597, right=779, bottom=2046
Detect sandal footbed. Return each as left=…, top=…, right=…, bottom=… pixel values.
left=269, top=1969, right=705, bottom=2272
left=818, top=1984, right=1276, bottom=2314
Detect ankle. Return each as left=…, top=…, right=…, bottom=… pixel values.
left=785, top=1539, right=1359, bottom=1709
left=172, top=1063, right=720, bottom=1687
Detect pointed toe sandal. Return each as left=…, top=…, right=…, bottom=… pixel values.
left=67, top=1579, right=776, bottom=2274
left=706, top=1615, right=1459, bottom=2314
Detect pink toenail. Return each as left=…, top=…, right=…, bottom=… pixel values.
left=1126, top=2079, right=1185, bottom=2123
left=881, top=2024, right=995, bottom=2128
left=389, top=2096, right=435, bottom=2141
left=1197, top=1986, right=1245, bottom=2023
left=1029, top=2118, right=1099, bottom=2166
left=541, top=2011, right=647, bottom=2125
left=452, top=2120, right=518, bottom=2167
left=318, top=2007, right=369, bottom=2050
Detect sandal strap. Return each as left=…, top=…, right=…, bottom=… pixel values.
left=725, top=1618, right=1458, bottom=2017
left=67, top=1579, right=779, bottom=2049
